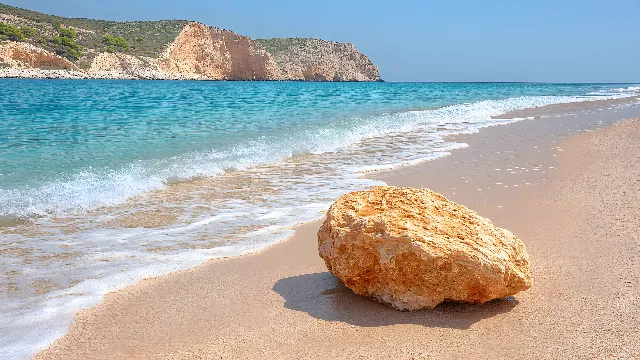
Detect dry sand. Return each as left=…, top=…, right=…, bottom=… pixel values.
left=37, top=106, right=640, bottom=359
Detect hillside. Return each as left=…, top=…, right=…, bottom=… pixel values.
left=256, top=38, right=381, bottom=81
left=0, top=3, right=381, bottom=81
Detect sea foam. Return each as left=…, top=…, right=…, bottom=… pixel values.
left=1, top=91, right=637, bottom=219
left=1, top=84, right=639, bottom=360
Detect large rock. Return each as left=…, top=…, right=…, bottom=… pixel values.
left=318, top=186, right=531, bottom=310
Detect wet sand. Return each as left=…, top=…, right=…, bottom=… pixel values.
left=37, top=103, right=640, bottom=359
left=493, top=95, right=640, bottom=119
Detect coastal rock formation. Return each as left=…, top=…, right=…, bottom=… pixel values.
left=87, top=52, right=166, bottom=80
left=318, top=186, right=531, bottom=310
left=256, top=38, right=381, bottom=81
left=0, top=67, right=86, bottom=78
left=158, top=23, right=280, bottom=80
left=0, top=4, right=380, bottom=81
left=0, top=42, right=78, bottom=70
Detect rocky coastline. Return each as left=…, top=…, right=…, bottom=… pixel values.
left=0, top=4, right=381, bottom=82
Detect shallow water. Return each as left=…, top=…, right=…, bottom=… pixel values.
left=0, top=80, right=639, bottom=359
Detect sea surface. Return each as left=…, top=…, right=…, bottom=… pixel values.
left=1, top=80, right=639, bottom=359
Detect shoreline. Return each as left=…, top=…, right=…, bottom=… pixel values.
left=0, top=69, right=385, bottom=82
left=494, top=94, right=640, bottom=119
left=34, top=98, right=640, bottom=359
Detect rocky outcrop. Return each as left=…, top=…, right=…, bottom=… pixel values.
left=0, top=42, right=78, bottom=71
left=318, top=186, right=531, bottom=310
left=87, top=52, right=182, bottom=80
left=0, top=11, right=380, bottom=81
left=256, top=38, right=381, bottom=81
left=0, top=67, right=86, bottom=78
left=81, top=23, right=282, bottom=80
left=159, top=23, right=281, bottom=80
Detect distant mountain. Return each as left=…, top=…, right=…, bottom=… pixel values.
left=0, top=3, right=381, bottom=81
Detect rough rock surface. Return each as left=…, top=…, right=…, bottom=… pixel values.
left=0, top=67, right=86, bottom=79
left=87, top=52, right=159, bottom=79
left=318, top=186, right=531, bottom=310
left=158, top=23, right=280, bottom=80
left=256, top=38, right=381, bottom=81
left=0, top=42, right=79, bottom=71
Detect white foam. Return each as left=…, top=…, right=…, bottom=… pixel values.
left=587, top=85, right=640, bottom=96
left=1, top=92, right=636, bottom=220
left=2, top=91, right=639, bottom=360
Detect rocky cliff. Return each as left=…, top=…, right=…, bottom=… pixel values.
left=0, top=4, right=380, bottom=81
left=256, top=38, right=380, bottom=81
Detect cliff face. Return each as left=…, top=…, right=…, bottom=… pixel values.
left=256, top=38, right=381, bottom=82
left=0, top=41, right=78, bottom=70
left=0, top=4, right=380, bottom=81
left=158, top=23, right=281, bottom=80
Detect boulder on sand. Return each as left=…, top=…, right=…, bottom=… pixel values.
left=318, top=186, right=531, bottom=310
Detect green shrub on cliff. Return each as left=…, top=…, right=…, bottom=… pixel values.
left=54, top=46, right=81, bottom=61
left=52, top=35, right=81, bottom=50
left=49, top=26, right=83, bottom=61
left=68, top=48, right=80, bottom=60
left=56, top=25, right=77, bottom=39
left=20, top=26, right=38, bottom=38
left=0, top=22, right=25, bottom=41
left=0, top=3, right=188, bottom=59
left=102, top=34, right=130, bottom=51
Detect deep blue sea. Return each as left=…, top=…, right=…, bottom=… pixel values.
left=1, top=80, right=639, bottom=359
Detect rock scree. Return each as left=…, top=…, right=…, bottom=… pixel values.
left=318, top=186, right=531, bottom=310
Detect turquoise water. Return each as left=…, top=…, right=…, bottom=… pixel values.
left=1, top=81, right=637, bottom=216
left=1, top=80, right=639, bottom=359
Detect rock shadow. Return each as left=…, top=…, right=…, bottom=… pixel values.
left=272, top=272, right=519, bottom=330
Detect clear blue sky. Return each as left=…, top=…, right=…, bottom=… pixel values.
left=4, top=0, right=639, bottom=82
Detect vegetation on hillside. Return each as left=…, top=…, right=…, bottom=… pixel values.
left=50, top=25, right=82, bottom=60
left=20, top=25, right=37, bottom=37
left=255, top=38, right=327, bottom=55
left=102, top=34, right=129, bottom=51
left=0, top=22, right=37, bottom=41
left=0, top=3, right=187, bottom=65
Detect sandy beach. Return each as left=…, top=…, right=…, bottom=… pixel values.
left=2, top=3, right=639, bottom=359
left=36, top=100, right=640, bottom=359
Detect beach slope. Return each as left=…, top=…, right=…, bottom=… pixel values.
left=37, top=117, right=640, bottom=359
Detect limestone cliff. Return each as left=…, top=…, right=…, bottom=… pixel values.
left=256, top=38, right=381, bottom=81
left=0, top=41, right=77, bottom=70
left=0, top=4, right=380, bottom=81
left=157, top=23, right=281, bottom=81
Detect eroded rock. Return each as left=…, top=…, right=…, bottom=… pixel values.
left=0, top=42, right=79, bottom=71
left=0, top=17, right=380, bottom=81
left=318, top=186, right=531, bottom=310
